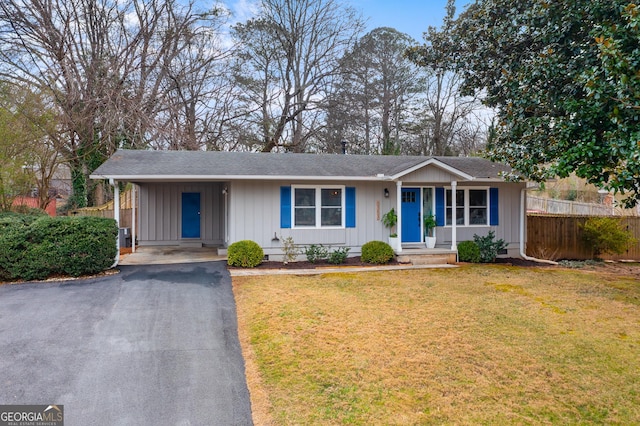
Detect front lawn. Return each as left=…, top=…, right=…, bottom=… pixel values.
left=233, top=264, right=640, bottom=425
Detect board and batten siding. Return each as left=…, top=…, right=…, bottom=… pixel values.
left=229, top=180, right=393, bottom=254
left=138, top=182, right=225, bottom=246
left=401, top=166, right=460, bottom=183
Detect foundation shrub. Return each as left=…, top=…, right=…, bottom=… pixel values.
left=474, top=231, right=507, bottom=263
left=327, top=247, right=350, bottom=265
left=361, top=240, right=394, bottom=264
left=228, top=240, right=264, bottom=268
left=304, top=244, right=329, bottom=263
left=458, top=240, right=481, bottom=263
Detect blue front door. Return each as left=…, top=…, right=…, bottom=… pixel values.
left=401, top=188, right=421, bottom=242
left=181, top=192, right=201, bottom=238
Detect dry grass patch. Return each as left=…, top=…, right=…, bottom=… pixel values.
left=233, top=265, right=640, bottom=425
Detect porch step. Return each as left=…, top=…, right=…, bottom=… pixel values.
left=396, top=250, right=457, bottom=265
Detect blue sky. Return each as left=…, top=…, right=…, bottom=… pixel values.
left=226, top=0, right=472, bottom=42
left=354, top=0, right=471, bottom=41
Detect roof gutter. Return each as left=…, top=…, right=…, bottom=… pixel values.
left=520, top=185, right=557, bottom=265
left=89, top=174, right=393, bottom=182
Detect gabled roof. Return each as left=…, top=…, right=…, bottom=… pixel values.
left=90, top=149, right=512, bottom=182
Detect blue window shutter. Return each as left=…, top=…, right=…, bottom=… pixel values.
left=435, top=187, right=445, bottom=226
left=490, top=188, right=499, bottom=226
left=280, top=186, right=291, bottom=228
left=346, top=187, right=356, bottom=228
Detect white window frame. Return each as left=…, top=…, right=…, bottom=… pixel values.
left=445, top=187, right=490, bottom=227
left=292, top=185, right=345, bottom=229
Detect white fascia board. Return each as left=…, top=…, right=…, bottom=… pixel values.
left=89, top=174, right=389, bottom=182
left=390, top=158, right=475, bottom=181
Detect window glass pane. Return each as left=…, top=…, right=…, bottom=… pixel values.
left=456, top=207, right=465, bottom=224
left=321, top=188, right=341, bottom=207
left=470, top=208, right=487, bottom=225
left=469, top=190, right=487, bottom=207
left=295, top=188, right=315, bottom=206
left=321, top=207, right=342, bottom=226
left=446, top=189, right=466, bottom=225
left=295, top=208, right=315, bottom=226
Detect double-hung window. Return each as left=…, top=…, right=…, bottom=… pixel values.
left=293, top=186, right=343, bottom=228
left=446, top=188, right=489, bottom=226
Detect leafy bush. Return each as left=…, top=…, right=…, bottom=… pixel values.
left=361, top=241, right=394, bottom=264
left=227, top=240, right=264, bottom=268
left=327, top=247, right=350, bottom=265
left=581, top=217, right=637, bottom=257
left=281, top=236, right=299, bottom=264
left=473, top=231, right=507, bottom=263
left=0, top=215, right=118, bottom=281
left=458, top=240, right=481, bottom=263
left=304, top=244, right=329, bottom=263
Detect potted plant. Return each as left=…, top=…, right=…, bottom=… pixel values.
left=424, top=213, right=437, bottom=248
left=382, top=208, right=399, bottom=250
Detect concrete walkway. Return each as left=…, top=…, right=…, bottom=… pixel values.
left=120, top=246, right=457, bottom=275
left=229, top=263, right=457, bottom=276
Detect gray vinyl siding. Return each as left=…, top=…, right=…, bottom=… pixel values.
left=135, top=175, right=523, bottom=255
left=138, top=182, right=225, bottom=246
left=229, top=180, right=395, bottom=253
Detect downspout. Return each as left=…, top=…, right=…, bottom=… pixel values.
left=110, top=179, right=120, bottom=269
left=520, top=186, right=558, bottom=265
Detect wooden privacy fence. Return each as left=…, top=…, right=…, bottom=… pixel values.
left=527, top=214, right=640, bottom=261
left=72, top=208, right=136, bottom=230
left=70, top=189, right=137, bottom=233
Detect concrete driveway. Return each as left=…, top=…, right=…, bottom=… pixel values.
left=0, top=261, right=253, bottom=425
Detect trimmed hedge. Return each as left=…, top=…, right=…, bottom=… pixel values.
left=457, top=240, right=481, bottom=263
left=227, top=240, right=264, bottom=268
left=361, top=240, right=394, bottom=264
left=0, top=215, right=118, bottom=282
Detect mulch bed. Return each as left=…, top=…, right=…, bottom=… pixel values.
left=228, top=256, right=548, bottom=270
left=229, top=256, right=402, bottom=270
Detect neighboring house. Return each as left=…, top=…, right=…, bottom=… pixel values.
left=91, top=150, right=527, bottom=259
left=12, top=196, right=56, bottom=216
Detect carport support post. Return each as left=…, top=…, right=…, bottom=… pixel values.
left=110, top=178, right=120, bottom=267
left=131, top=184, right=136, bottom=253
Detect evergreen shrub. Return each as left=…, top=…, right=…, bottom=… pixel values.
left=361, top=240, right=394, bottom=264
left=227, top=240, right=264, bottom=268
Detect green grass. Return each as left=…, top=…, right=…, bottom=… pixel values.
left=233, top=265, right=640, bottom=425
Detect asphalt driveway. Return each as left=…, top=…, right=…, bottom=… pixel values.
left=0, top=261, right=253, bottom=425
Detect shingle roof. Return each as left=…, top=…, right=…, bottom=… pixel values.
left=90, top=149, right=511, bottom=181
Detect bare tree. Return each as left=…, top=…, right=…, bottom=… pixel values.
left=0, top=0, right=227, bottom=206
left=405, top=0, right=489, bottom=156
left=231, top=0, right=364, bottom=152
